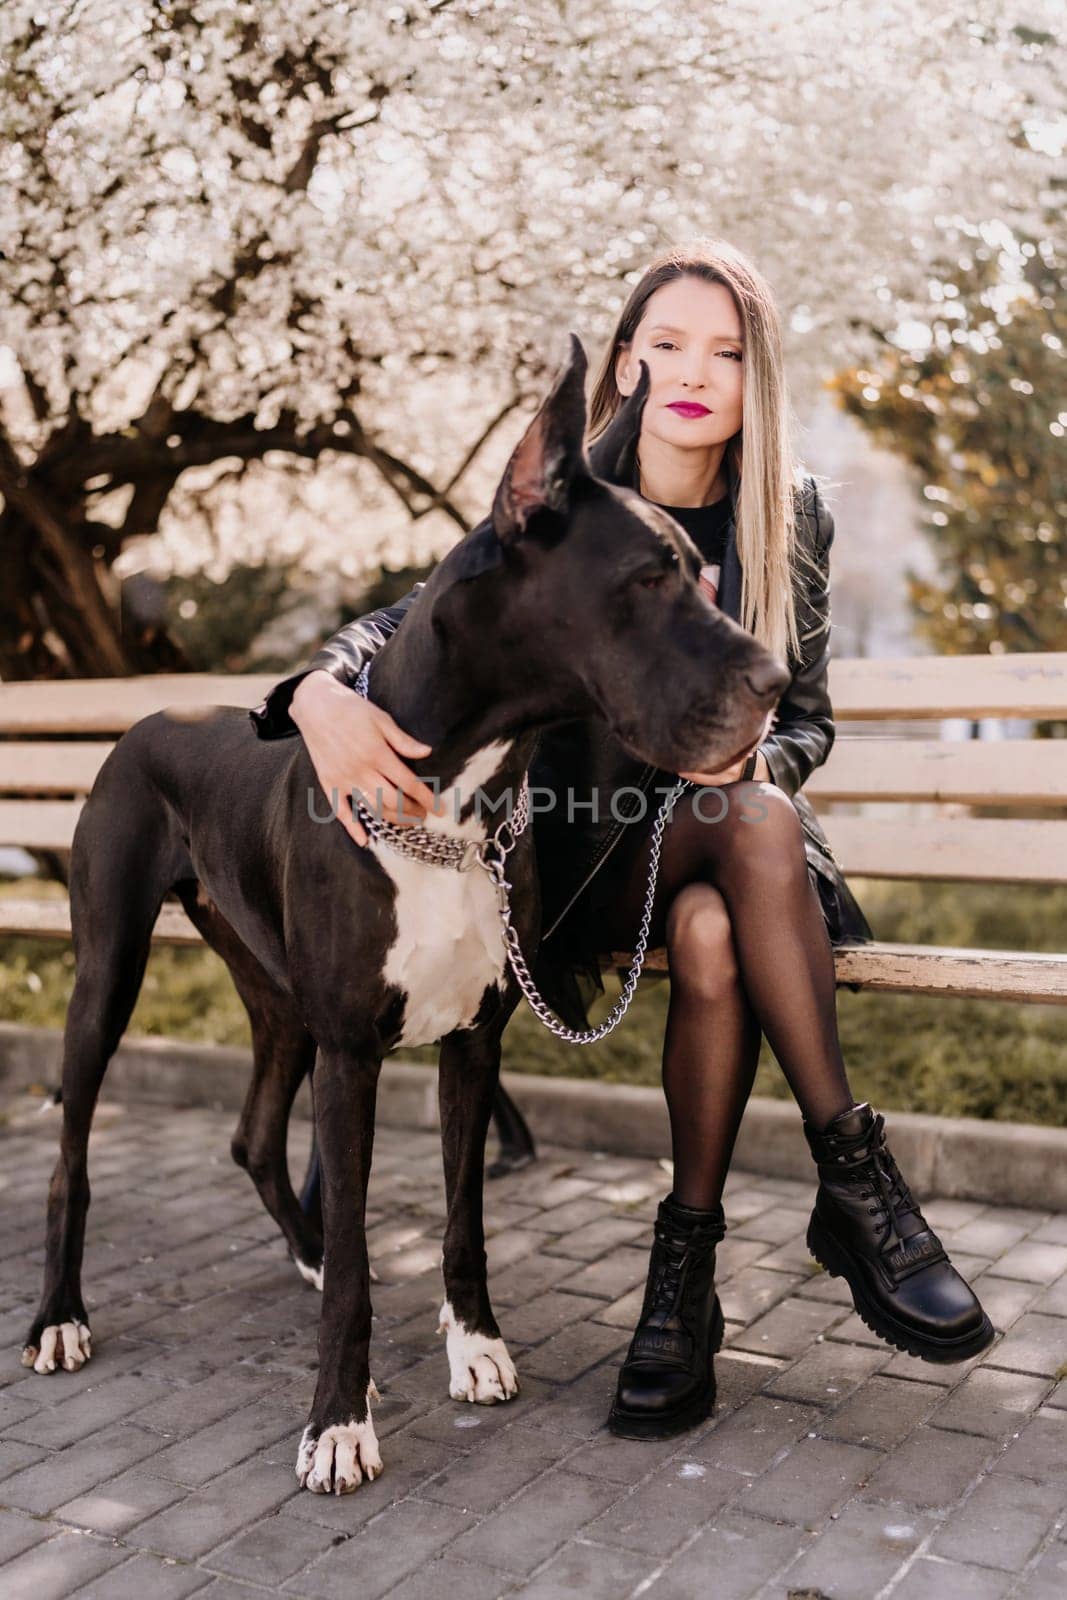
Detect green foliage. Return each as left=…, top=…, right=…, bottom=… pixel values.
left=3, top=878, right=1065, bottom=1128
left=164, top=562, right=301, bottom=673
left=162, top=560, right=435, bottom=674
left=829, top=232, right=1066, bottom=657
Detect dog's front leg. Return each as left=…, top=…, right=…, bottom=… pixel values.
left=436, top=1016, right=519, bottom=1405
left=296, top=1047, right=384, bottom=1494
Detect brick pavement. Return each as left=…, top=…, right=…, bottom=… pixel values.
left=1, top=1092, right=1065, bottom=1598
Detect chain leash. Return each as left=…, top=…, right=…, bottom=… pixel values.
left=352, top=659, right=687, bottom=1043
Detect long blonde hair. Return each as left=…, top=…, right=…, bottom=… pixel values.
left=587, top=238, right=808, bottom=663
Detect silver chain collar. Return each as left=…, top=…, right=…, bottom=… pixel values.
left=354, top=658, right=687, bottom=1043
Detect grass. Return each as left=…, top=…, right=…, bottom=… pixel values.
left=2, top=877, right=1065, bottom=1127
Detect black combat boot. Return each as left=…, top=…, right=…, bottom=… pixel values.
left=607, top=1193, right=726, bottom=1440
left=805, top=1102, right=995, bottom=1362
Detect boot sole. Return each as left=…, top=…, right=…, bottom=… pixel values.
left=607, top=1299, right=725, bottom=1441
left=807, top=1213, right=996, bottom=1364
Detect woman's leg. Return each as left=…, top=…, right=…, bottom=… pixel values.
left=598, top=779, right=855, bottom=1153
left=660, top=883, right=762, bottom=1207
left=601, top=779, right=994, bottom=1367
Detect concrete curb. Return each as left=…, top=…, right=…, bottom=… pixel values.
left=3, top=1020, right=1065, bottom=1210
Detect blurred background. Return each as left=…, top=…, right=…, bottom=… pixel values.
left=0, top=0, right=1063, bottom=1123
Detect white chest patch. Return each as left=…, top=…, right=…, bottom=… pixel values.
left=376, top=739, right=516, bottom=1047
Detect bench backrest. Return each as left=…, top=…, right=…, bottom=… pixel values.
left=1, top=658, right=1065, bottom=880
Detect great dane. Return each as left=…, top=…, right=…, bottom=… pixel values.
left=22, top=335, right=788, bottom=1493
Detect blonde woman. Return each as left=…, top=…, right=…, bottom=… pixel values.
left=252, top=240, right=993, bottom=1442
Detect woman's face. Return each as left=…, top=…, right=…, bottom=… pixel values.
left=614, top=275, right=744, bottom=453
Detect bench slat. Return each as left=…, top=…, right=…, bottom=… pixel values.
left=0, top=676, right=277, bottom=734
left=5, top=897, right=1064, bottom=1004
left=0, top=800, right=83, bottom=851
left=822, top=816, right=1067, bottom=884
left=808, top=739, right=1067, bottom=806
left=605, top=942, right=1067, bottom=1004
left=829, top=652, right=1067, bottom=720
left=0, top=897, right=202, bottom=944
left=0, top=744, right=114, bottom=795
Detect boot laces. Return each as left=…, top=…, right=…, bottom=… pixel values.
left=645, top=1218, right=720, bottom=1325
left=850, top=1113, right=924, bottom=1253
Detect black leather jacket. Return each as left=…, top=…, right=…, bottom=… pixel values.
left=250, top=450, right=873, bottom=1015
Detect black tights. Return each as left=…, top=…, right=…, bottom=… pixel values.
left=595, top=779, right=855, bottom=1210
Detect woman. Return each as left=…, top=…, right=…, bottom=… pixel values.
left=250, top=239, right=994, bottom=1442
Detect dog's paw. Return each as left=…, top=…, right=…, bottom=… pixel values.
left=21, top=1321, right=92, bottom=1374
left=296, top=1382, right=383, bottom=1494
left=438, top=1300, right=519, bottom=1404
left=294, top=1257, right=324, bottom=1293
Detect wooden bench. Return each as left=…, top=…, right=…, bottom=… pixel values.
left=1, top=657, right=1065, bottom=1008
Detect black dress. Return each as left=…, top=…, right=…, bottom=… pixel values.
left=544, top=493, right=870, bottom=1006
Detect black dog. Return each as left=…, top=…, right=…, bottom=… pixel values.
left=22, top=335, right=788, bottom=1493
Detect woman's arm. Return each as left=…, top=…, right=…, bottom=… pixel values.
left=248, top=582, right=427, bottom=741
left=752, top=479, right=836, bottom=798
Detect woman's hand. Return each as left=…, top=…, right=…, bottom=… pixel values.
left=291, top=669, right=445, bottom=849
left=679, top=750, right=771, bottom=786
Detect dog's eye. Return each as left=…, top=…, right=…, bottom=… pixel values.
left=637, top=550, right=678, bottom=590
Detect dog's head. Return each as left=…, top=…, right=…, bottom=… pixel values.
left=433, top=333, right=790, bottom=775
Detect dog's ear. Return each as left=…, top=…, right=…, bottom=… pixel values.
left=586, top=358, right=651, bottom=486
left=491, top=332, right=589, bottom=547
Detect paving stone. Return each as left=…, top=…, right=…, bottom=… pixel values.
left=375, top=1554, right=509, bottom=1600
left=585, top=1460, right=742, bottom=1557
left=1032, top=1271, right=1067, bottom=1316
left=949, top=1216, right=1038, bottom=1256
left=930, top=1471, right=1064, bottom=1570
left=57, top=1468, right=185, bottom=1534
left=507, top=1538, right=656, bottom=1599
left=691, top=1394, right=823, bottom=1477
left=738, top=1433, right=880, bottom=1529
left=984, top=1242, right=1067, bottom=1285
left=2, top=1103, right=1063, bottom=1598
left=0, top=1507, right=51, bottom=1564
left=1015, top=1543, right=1067, bottom=1598
left=0, top=1528, right=129, bottom=1599
left=130, top=1460, right=297, bottom=1560
left=448, top=1469, right=623, bottom=1575
left=971, top=1273, right=1044, bottom=1328
left=730, top=1207, right=813, bottom=1247
left=499, top=1289, right=605, bottom=1344
left=985, top=1313, right=1067, bottom=1377
left=764, top=1336, right=887, bottom=1406
left=418, top=1420, right=568, bottom=1510
left=890, top=1556, right=1013, bottom=1599
left=728, top=1295, right=846, bottom=1358
left=207, top=1509, right=341, bottom=1585
left=991, top=1407, right=1067, bottom=1483
left=0, top=1422, right=164, bottom=1514
left=818, top=1373, right=943, bottom=1448
left=778, top=1498, right=938, bottom=1599
left=0, top=1438, right=48, bottom=1483
left=75, top=1552, right=212, bottom=1598
left=518, top=1321, right=629, bottom=1384
left=150, top=1395, right=306, bottom=1486
left=932, top=1367, right=1053, bottom=1439
left=542, top=1216, right=649, bottom=1261
left=857, top=1424, right=995, bottom=1509
left=718, top=1265, right=807, bottom=1323
left=4, top=1372, right=173, bottom=1449
left=285, top=1499, right=474, bottom=1599
left=640, top=1507, right=812, bottom=1599
left=555, top=1248, right=650, bottom=1302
